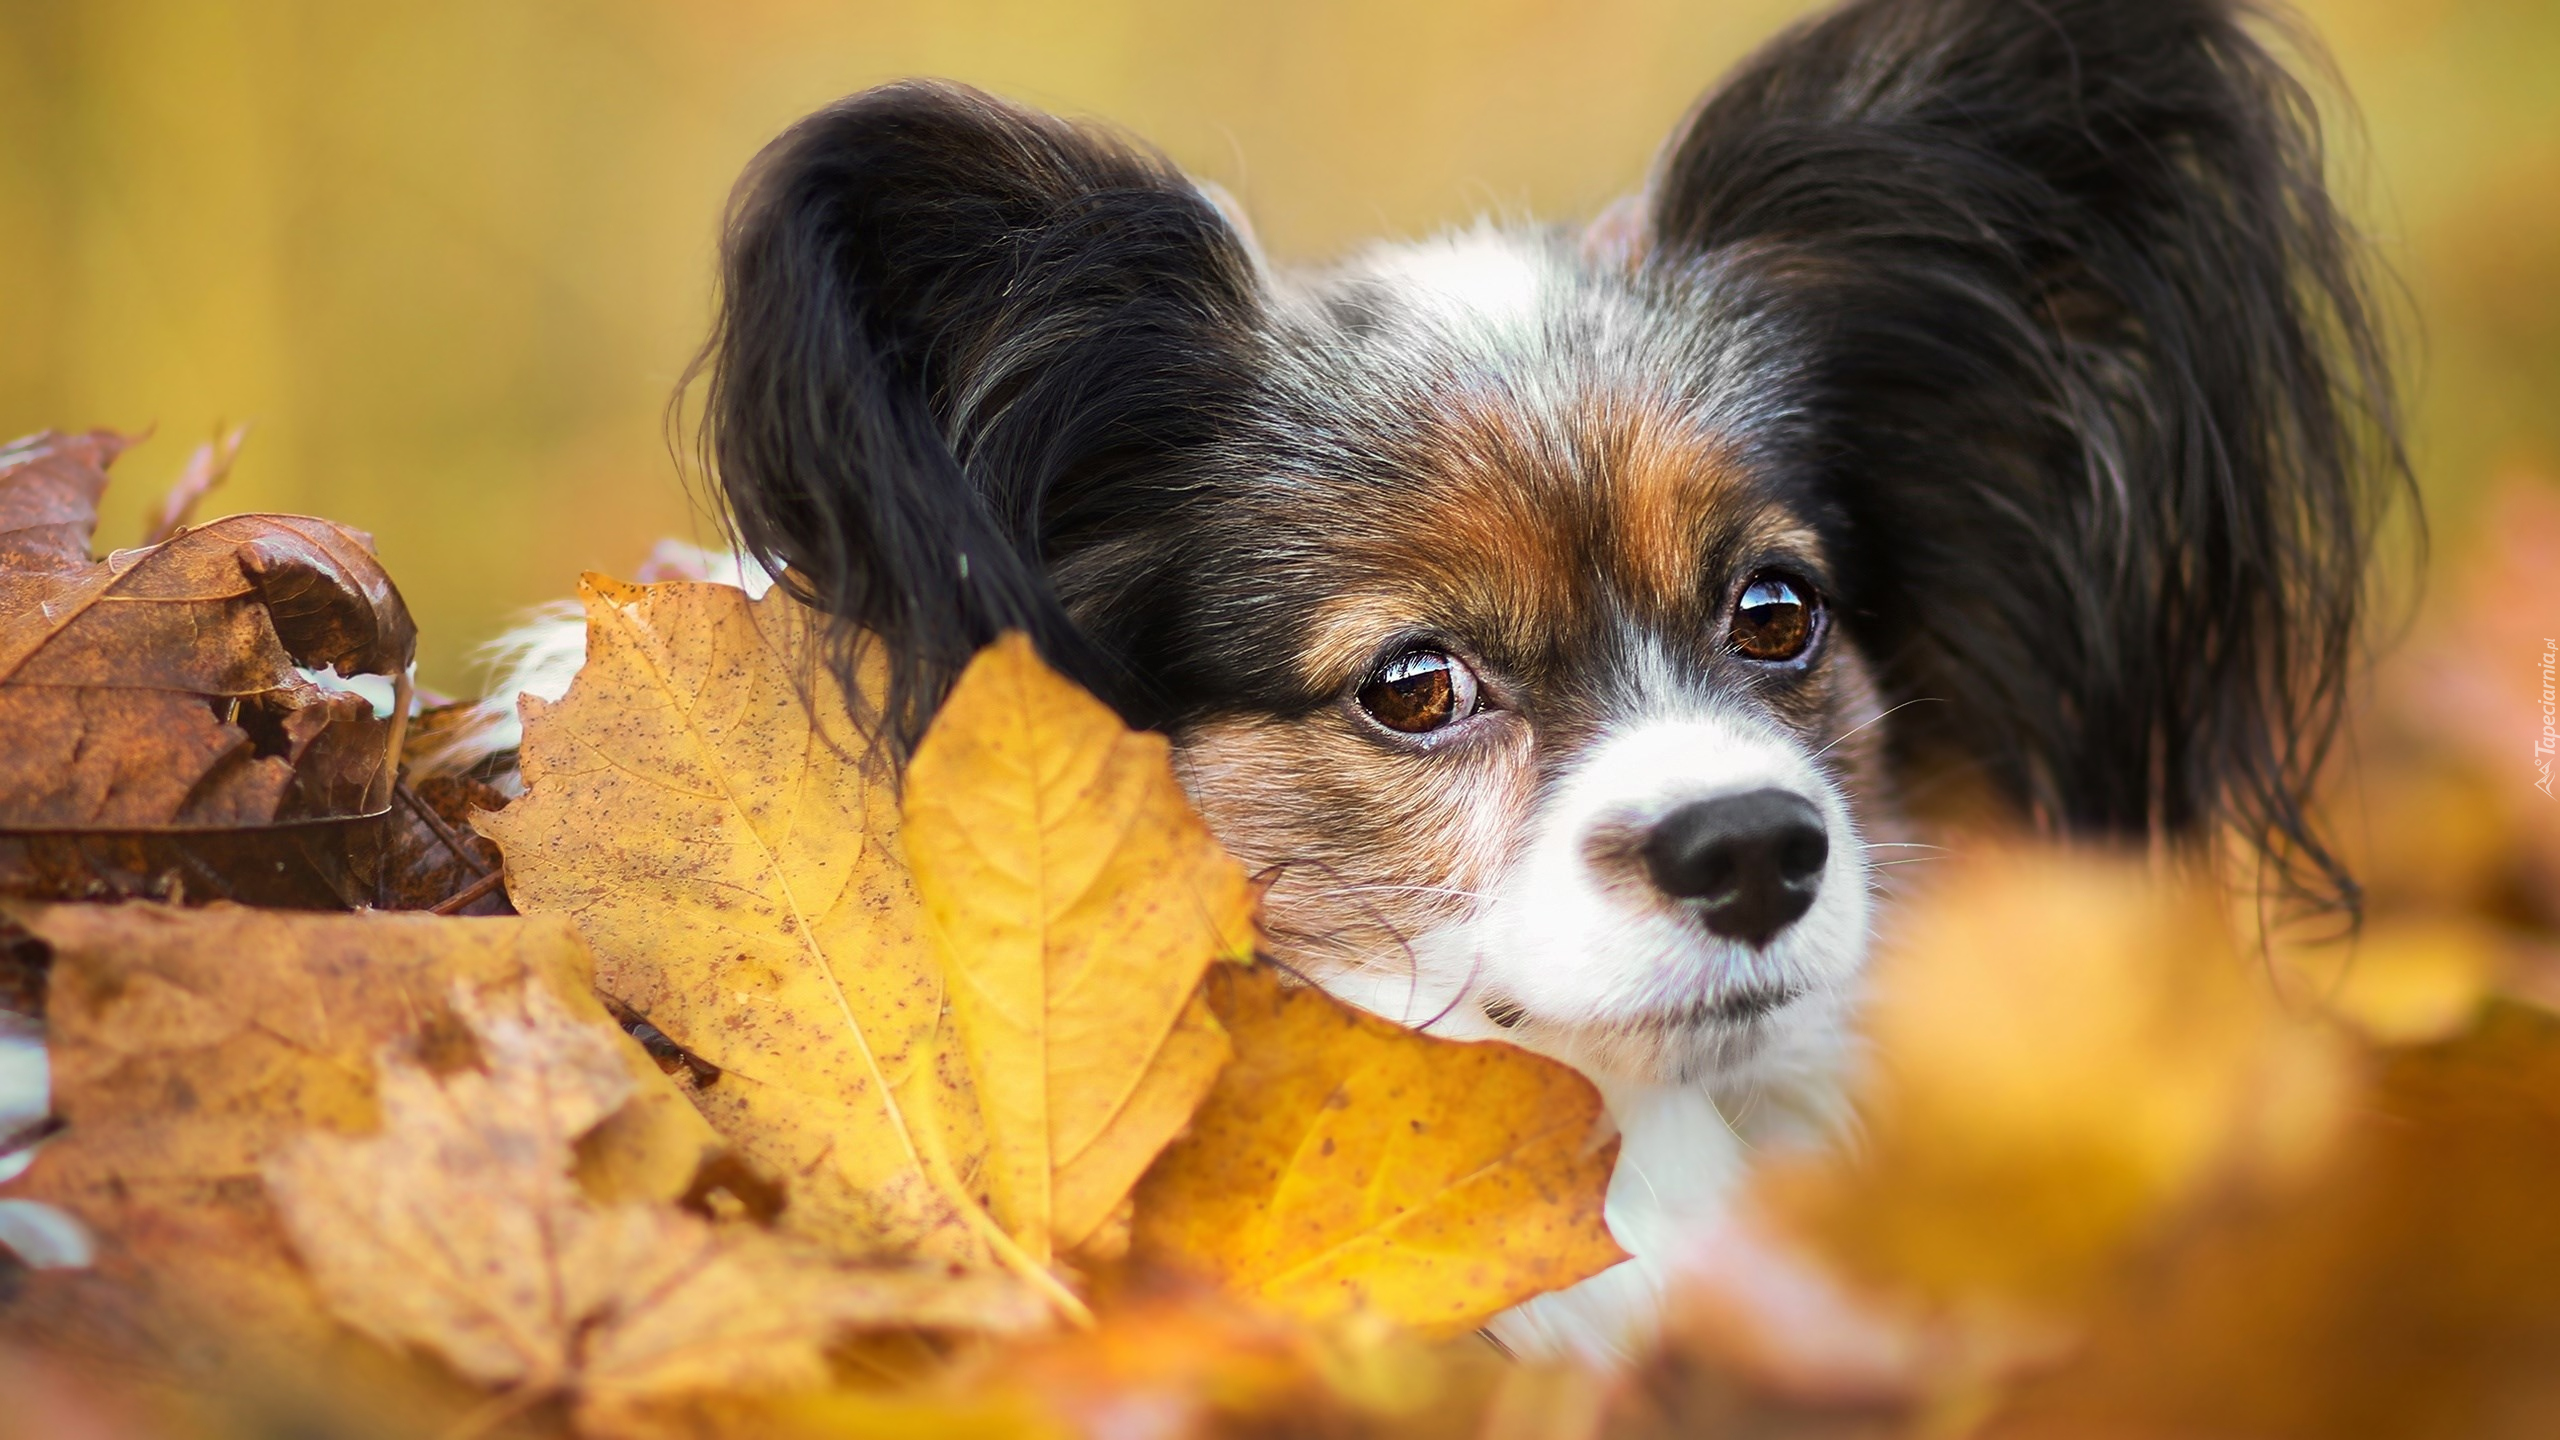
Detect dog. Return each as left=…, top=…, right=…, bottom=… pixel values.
left=438, top=0, right=2401, bottom=1362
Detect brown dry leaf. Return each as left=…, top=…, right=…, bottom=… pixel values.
left=1753, top=849, right=2353, bottom=1312
left=478, top=577, right=1005, bottom=1281
left=0, top=903, right=723, bottom=1361
left=0, top=429, right=416, bottom=831
left=264, top=976, right=1042, bottom=1438
left=1131, top=965, right=1627, bottom=1334
left=0, top=429, right=126, bottom=575
left=382, top=773, right=516, bottom=915
left=903, top=631, right=1252, bottom=1263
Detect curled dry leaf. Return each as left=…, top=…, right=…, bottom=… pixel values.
left=483, top=585, right=1250, bottom=1311
left=265, top=977, right=1041, bottom=1438
left=0, top=429, right=416, bottom=835
left=1132, top=965, right=1628, bottom=1334
left=382, top=773, right=516, bottom=916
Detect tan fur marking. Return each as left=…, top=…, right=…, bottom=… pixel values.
left=1603, top=402, right=1752, bottom=611
left=1174, top=710, right=1536, bottom=983
left=1285, top=387, right=1821, bottom=699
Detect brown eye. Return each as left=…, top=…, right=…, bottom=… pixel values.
left=1357, top=649, right=1481, bottom=734
left=1729, top=572, right=1819, bottom=662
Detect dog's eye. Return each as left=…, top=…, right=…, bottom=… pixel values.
left=1357, top=649, right=1480, bottom=734
left=1729, top=572, right=1819, bottom=662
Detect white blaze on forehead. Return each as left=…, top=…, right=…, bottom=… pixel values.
left=1365, top=231, right=1550, bottom=334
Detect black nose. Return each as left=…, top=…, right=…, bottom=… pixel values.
left=1642, top=789, right=1828, bottom=947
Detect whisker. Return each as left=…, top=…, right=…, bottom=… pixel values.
left=1811, top=695, right=1947, bottom=762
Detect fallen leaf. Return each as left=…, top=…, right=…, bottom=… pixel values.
left=1983, top=1001, right=2560, bottom=1440
left=1131, top=965, right=1627, bottom=1334
left=0, top=904, right=723, bottom=1360
left=264, top=976, right=1041, bottom=1437
left=488, top=589, right=1251, bottom=1315
left=0, top=429, right=416, bottom=833
left=904, top=631, right=1251, bottom=1261
left=1628, top=851, right=2362, bottom=1425
left=1750, top=849, right=2354, bottom=1315
left=0, top=429, right=126, bottom=575
left=382, top=773, right=515, bottom=915
left=479, top=577, right=1005, bottom=1280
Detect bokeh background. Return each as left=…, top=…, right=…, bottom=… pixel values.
left=1, top=0, right=2553, bottom=690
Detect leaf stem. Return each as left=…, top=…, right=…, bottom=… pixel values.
left=946, top=1171, right=1094, bottom=1328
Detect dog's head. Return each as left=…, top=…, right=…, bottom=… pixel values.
left=698, top=0, right=2400, bottom=1090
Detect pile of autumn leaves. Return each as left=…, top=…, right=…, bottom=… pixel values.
left=0, top=432, right=1625, bottom=1438
left=5, top=427, right=2560, bottom=1440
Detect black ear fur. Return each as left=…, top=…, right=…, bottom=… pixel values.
left=700, top=80, right=1262, bottom=749
left=1647, top=0, right=2406, bottom=911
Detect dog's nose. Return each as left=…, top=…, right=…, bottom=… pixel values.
left=1642, top=789, right=1828, bottom=947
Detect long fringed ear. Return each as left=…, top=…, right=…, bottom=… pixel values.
left=699, top=81, right=1263, bottom=749
left=1646, top=0, right=2406, bottom=913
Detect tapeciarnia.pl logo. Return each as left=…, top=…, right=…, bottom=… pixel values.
left=2539, top=638, right=2557, bottom=798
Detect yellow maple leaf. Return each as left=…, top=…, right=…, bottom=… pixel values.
left=904, top=632, right=1252, bottom=1262
left=478, top=578, right=998, bottom=1274
left=263, top=976, right=1041, bottom=1438
left=484, top=583, right=1244, bottom=1306
left=1130, top=966, right=1628, bottom=1334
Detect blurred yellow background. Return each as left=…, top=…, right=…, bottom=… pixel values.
left=2, top=0, right=2553, bottom=689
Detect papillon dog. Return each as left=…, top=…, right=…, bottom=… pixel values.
left=443, top=0, right=2402, bottom=1362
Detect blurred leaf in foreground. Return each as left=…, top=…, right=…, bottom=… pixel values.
left=1988, top=1001, right=2560, bottom=1440
left=1757, top=848, right=2353, bottom=1312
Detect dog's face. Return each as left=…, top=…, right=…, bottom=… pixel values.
left=1150, top=235, right=1887, bottom=1087
left=706, top=0, right=2395, bottom=1112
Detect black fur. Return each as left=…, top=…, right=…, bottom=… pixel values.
left=698, top=0, right=2403, bottom=909
left=700, top=80, right=1262, bottom=746
left=1644, top=0, right=2405, bottom=907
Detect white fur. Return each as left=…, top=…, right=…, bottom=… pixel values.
left=1321, top=677, right=1868, bottom=1363
left=0, top=1009, right=90, bottom=1269
left=1354, top=226, right=1555, bottom=340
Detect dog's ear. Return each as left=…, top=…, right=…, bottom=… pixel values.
left=702, top=81, right=1263, bottom=748
left=1646, top=0, right=2405, bottom=911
